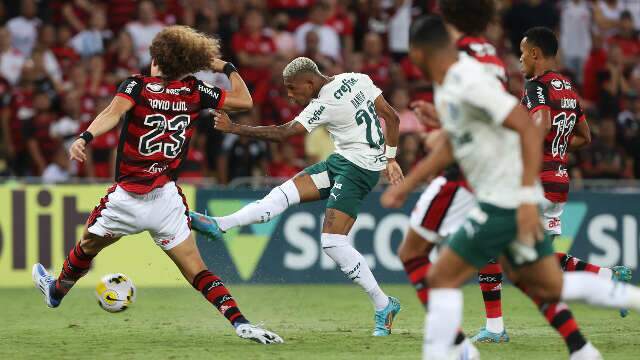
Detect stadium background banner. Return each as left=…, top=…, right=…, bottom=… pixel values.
left=0, top=185, right=638, bottom=286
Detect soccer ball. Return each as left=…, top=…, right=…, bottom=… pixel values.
left=95, top=273, right=136, bottom=313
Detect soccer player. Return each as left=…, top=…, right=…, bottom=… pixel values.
left=392, top=15, right=640, bottom=360
left=392, top=0, right=510, bottom=344
left=31, top=26, right=283, bottom=345
left=190, top=56, right=404, bottom=336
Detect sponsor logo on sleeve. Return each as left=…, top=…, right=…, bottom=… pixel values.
left=536, top=86, right=546, bottom=104
left=307, top=105, right=326, bottom=124
left=125, top=80, right=138, bottom=94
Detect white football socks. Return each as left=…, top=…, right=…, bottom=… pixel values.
left=485, top=316, right=504, bottom=334
left=597, top=267, right=613, bottom=279
left=321, top=233, right=389, bottom=310
left=215, top=179, right=300, bottom=231
left=561, top=272, right=640, bottom=311
left=424, top=289, right=463, bottom=360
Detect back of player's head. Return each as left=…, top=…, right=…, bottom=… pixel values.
left=149, top=25, right=220, bottom=80
left=438, top=0, right=495, bottom=35
left=410, top=15, right=452, bottom=51
left=523, top=27, right=558, bottom=58
left=282, top=57, right=321, bottom=80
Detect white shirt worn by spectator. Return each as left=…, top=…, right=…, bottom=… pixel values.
left=43, top=50, right=63, bottom=84
left=126, top=21, right=164, bottom=67
left=387, top=0, right=411, bottom=54
left=295, top=23, right=341, bottom=60
left=621, top=0, right=640, bottom=29
left=597, top=0, right=625, bottom=37
left=561, top=0, right=592, bottom=59
left=0, top=47, right=25, bottom=85
left=6, top=16, right=40, bottom=56
left=70, top=29, right=107, bottom=58
left=42, top=164, right=71, bottom=184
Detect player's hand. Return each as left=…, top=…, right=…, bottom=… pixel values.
left=380, top=184, right=408, bottom=208
left=516, top=203, right=544, bottom=247
left=384, top=158, right=404, bottom=185
left=69, top=138, right=87, bottom=162
left=211, top=59, right=227, bottom=72
left=213, top=110, right=234, bottom=133
left=410, top=100, right=441, bottom=128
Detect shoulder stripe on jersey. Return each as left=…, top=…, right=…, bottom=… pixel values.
left=116, top=93, right=135, bottom=105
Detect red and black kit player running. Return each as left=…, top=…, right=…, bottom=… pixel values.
left=32, top=26, right=283, bottom=344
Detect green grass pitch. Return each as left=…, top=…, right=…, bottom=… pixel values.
left=2, top=284, right=639, bottom=359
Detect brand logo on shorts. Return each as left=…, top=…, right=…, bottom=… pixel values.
left=147, top=162, right=169, bottom=174
left=160, top=238, right=173, bottom=246
left=548, top=218, right=561, bottom=229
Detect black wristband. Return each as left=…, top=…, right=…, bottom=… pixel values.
left=79, top=131, right=94, bottom=144
left=223, top=62, right=238, bottom=77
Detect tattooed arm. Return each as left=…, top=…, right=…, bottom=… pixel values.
left=213, top=110, right=307, bottom=142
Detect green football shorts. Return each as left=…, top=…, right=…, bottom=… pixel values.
left=303, top=153, right=380, bottom=219
left=447, top=202, right=555, bottom=269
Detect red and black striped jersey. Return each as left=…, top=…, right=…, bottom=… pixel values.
left=456, top=36, right=508, bottom=88
left=521, top=71, right=585, bottom=203
left=114, top=75, right=225, bottom=194
left=442, top=36, right=509, bottom=182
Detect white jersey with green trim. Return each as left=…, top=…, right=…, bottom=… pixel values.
left=294, top=72, right=387, bottom=171
left=434, top=56, right=545, bottom=209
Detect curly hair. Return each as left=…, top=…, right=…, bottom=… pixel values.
left=438, top=0, right=496, bottom=36
left=149, top=25, right=220, bottom=80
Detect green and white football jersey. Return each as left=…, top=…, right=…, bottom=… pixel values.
left=294, top=73, right=387, bottom=172
left=434, top=57, right=544, bottom=209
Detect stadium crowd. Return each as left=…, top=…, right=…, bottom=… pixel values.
left=0, top=0, right=639, bottom=184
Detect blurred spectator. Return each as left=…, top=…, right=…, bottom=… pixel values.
left=599, top=43, right=630, bottom=116
left=126, top=0, right=165, bottom=67
left=593, top=0, right=625, bottom=37
left=50, top=25, right=79, bottom=75
left=396, top=133, right=423, bottom=174
left=70, top=9, right=112, bottom=58
left=303, top=30, right=335, bottom=73
left=560, top=0, right=591, bottom=84
left=217, top=113, right=268, bottom=184
left=42, top=146, right=71, bottom=183
left=387, top=0, right=411, bottom=61
left=617, top=95, right=640, bottom=177
left=0, top=25, right=25, bottom=85
left=267, top=143, right=305, bottom=178
left=24, top=91, right=59, bottom=175
left=389, top=87, right=424, bottom=134
left=295, top=1, right=341, bottom=61
left=326, top=0, right=354, bottom=58
left=61, top=0, right=93, bottom=33
left=361, top=32, right=392, bottom=92
left=503, top=0, right=559, bottom=54
left=579, top=119, right=634, bottom=179
left=6, top=0, right=40, bottom=56
left=106, top=30, right=139, bottom=82
left=231, top=9, right=276, bottom=95
left=84, top=96, right=117, bottom=179
left=269, top=12, right=297, bottom=58
left=608, top=11, right=640, bottom=64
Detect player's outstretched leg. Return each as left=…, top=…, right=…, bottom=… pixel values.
left=33, top=232, right=118, bottom=308
left=473, top=259, right=509, bottom=343
left=514, top=281, right=593, bottom=357
left=322, top=231, right=400, bottom=336
left=190, top=179, right=302, bottom=241
left=167, top=234, right=283, bottom=344
left=555, top=252, right=633, bottom=317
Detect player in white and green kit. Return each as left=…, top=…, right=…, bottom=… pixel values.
left=189, top=57, right=404, bottom=336
left=399, top=16, right=640, bottom=360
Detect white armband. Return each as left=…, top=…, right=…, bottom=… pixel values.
left=385, top=145, right=397, bottom=159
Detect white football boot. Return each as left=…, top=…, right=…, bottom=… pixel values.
left=32, top=263, right=61, bottom=308
left=235, top=323, right=284, bottom=344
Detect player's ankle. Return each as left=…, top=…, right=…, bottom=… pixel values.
left=232, top=316, right=250, bottom=328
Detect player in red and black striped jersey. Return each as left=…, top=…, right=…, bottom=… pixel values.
left=32, top=26, right=283, bottom=345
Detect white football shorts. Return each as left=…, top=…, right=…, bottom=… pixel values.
left=409, top=176, right=477, bottom=244
left=87, top=181, right=191, bottom=250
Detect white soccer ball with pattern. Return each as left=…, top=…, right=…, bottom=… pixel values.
left=95, top=273, right=136, bottom=313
